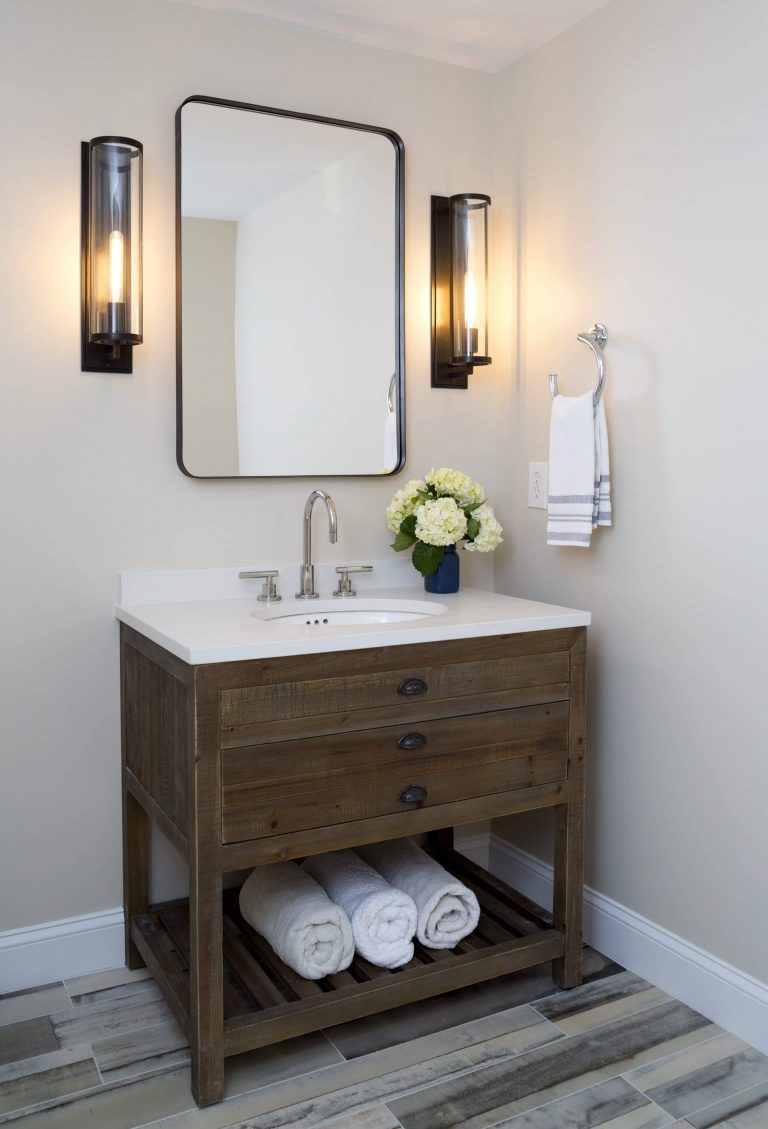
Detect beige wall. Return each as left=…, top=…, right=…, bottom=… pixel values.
left=490, top=0, right=768, bottom=982
left=181, top=217, right=239, bottom=475
left=0, top=0, right=495, bottom=932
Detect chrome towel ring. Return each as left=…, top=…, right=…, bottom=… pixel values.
left=549, top=323, right=608, bottom=406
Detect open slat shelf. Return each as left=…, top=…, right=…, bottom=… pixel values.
left=130, top=850, right=564, bottom=1059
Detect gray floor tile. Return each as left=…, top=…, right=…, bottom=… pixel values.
left=625, top=1034, right=768, bottom=1120
left=4, top=1065, right=195, bottom=1128
left=0, top=1045, right=100, bottom=1119
left=63, top=966, right=152, bottom=1001
left=148, top=1007, right=556, bottom=1129
left=489, top=1077, right=675, bottom=1127
left=315, top=1109, right=403, bottom=1129
left=685, top=1078, right=768, bottom=1127
left=226, top=1014, right=562, bottom=1128
left=64, top=976, right=161, bottom=1009
left=93, top=1017, right=190, bottom=1082
left=50, top=989, right=172, bottom=1049
left=532, top=973, right=654, bottom=1023
left=388, top=1000, right=720, bottom=1129
left=0, top=988, right=69, bottom=1031
left=0, top=1018, right=58, bottom=1068
left=531, top=972, right=671, bottom=1035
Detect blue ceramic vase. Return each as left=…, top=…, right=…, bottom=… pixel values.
left=424, top=543, right=460, bottom=594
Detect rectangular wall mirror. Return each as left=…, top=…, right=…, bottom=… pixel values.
left=176, top=96, right=405, bottom=478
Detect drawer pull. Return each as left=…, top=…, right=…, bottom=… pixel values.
left=398, top=678, right=428, bottom=696
left=398, top=732, right=427, bottom=750
left=398, top=785, right=428, bottom=804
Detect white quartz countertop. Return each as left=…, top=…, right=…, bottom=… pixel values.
left=116, top=563, right=590, bottom=665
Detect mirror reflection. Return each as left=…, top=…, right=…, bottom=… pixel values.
left=177, top=98, right=404, bottom=478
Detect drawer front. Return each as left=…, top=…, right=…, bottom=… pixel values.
left=222, top=701, right=568, bottom=789
left=221, top=650, right=570, bottom=748
left=221, top=702, right=569, bottom=843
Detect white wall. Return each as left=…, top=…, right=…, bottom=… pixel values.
left=234, top=145, right=396, bottom=475
left=490, top=0, right=768, bottom=983
left=0, top=0, right=495, bottom=935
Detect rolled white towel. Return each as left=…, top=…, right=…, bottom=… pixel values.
left=358, top=838, right=480, bottom=950
left=302, top=850, right=417, bottom=969
left=238, top=862, right=354, bottom=980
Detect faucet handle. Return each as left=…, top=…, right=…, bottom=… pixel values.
left=334, top=564, right=373, bottom=598
left=239, top=570, right=282, bottom=602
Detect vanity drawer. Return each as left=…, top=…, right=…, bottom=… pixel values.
left=222, top=701, right=568, bottom=788
left=221, top=648, right=570, bottom=748
left=220, top=702, right=570, bottom=843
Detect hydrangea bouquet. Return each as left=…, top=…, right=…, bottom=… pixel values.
left=386, top=467, right=503, bottom=580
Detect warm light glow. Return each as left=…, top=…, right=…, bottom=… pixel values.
left=109, top=230, right=124, bottom=303
left=464, top=270, right=477, bottom=328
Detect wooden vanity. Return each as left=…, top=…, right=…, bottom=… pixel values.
left=120, top=618, right=586, bottom=1106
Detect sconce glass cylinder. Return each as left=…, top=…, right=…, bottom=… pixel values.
left=86, top=137, right=143, bottom=346
left=450, top=193, right=490, bottom=366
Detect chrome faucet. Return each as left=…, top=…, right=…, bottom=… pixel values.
left=296, top=490, right=338, bottom=598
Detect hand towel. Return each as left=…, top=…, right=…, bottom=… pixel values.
left=238, top=862, right=354, bottom=980
left=547, top=392, right=612, bottom=547
left=302, top=850, right=417, bottom=968
left=593, top=399, right=612, bottom=528
left=358, top=839, right=480, bottom=950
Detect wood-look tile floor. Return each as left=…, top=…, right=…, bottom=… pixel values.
left=1, top=949, right=767, bottom=1129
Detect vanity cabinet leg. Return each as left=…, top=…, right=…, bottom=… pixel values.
left=188, top=676, right=225, bottom=1109
left=552, top=801, right=584, bottom=988
left=189, top=865, right=224, bottom=1107
left=553, top=631, right=586, bottom=989
left=122, top=785, right=149, bottom=970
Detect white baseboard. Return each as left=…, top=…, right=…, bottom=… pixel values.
left=0, top=908, right=124, bottom=994
left=477, top=834, right=768, bottom=1057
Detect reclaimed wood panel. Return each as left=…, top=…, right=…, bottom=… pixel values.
left=222, top=747, right=568, bottom=842
left=221, top=650, right=570, bottom=729
left=222, top=701, right=569, bottom=787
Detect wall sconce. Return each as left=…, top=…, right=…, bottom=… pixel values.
left=81, top=137, right=143, bottom=373
left=431, top=193, right=491, bottom=389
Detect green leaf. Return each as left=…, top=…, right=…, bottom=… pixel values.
left=400, top=513, right=417, bottom=536
left=464, top=499, right=485, bottom=513
left=392, top=529, right=417, bottom=552
left=412, top=541, right=445, bottom=577
left=466, top=517, right=480, bottom=540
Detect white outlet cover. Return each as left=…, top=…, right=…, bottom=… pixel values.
left=528, top=462, right=548, bottom=509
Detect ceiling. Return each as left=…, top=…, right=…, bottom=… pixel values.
left=170, top=0, right=612, bottom=73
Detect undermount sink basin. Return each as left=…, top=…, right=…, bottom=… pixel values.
left=259, top=598, right=447, bottom=627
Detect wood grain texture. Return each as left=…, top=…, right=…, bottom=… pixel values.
left=221, top=650, right=570, bottom=727
left=221, top=781, right=569, bottom=870
left=223, top=745, right=568, bottom=842
left=552, top=630, right=586, bottom=989
left=222, top=702, right=569, bottom=787
left=187, top=669, right=224, bottom=1107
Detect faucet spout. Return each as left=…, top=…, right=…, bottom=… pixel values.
left=296, top=490, right=338, bottom=598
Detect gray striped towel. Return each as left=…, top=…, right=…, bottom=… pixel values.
left=547, top=392, right=612, bottom=547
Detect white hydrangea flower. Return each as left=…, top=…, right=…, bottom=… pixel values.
left=386, top=479, right=427, bottom=533
left=425, top=467, right=485, bottom=508
left=415, top=497, right=468, bottom=546
left=464, top=502, right=503, bottom=552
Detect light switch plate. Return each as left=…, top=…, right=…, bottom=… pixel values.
left=528, top=462, right=548, bottom=509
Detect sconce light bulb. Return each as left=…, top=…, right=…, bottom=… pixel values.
left=109, top=230, right=124, bottom=304
left=464, top=269, right=477, bottom=328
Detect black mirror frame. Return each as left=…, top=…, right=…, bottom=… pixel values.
left=175, top=94, right=406, bottom=479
